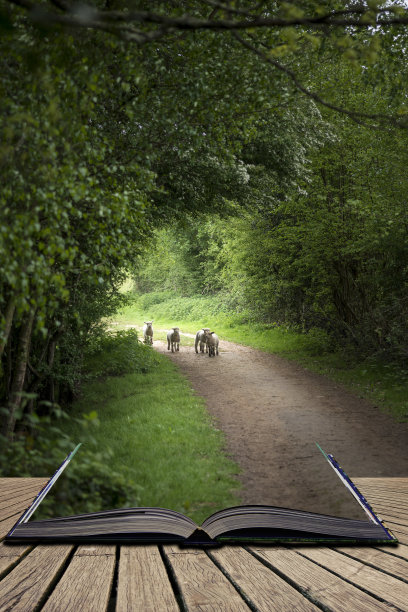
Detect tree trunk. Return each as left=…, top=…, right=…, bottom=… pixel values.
left=2, top=310, right=35, bottom=439
left=26, top=327, right=63, bottom=402
left=0, top=298, right=15, bottom=359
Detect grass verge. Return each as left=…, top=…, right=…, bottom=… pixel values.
left=113, top=292, right=408, bottom=423
left=64, top=334, right=241, bottom=524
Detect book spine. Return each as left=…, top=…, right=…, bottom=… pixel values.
left=7, top=443, right=82, bottom=537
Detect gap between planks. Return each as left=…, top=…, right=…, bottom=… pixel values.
left=248, top=546, right=400, bottom=612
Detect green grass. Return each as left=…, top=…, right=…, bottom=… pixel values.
left=65, top=348, right=241, bottom=524
left=113, top=292, right=408, bottom=423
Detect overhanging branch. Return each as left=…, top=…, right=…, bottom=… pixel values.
left=6, top=1, right=408, bottom=34
left=232, top=32, right=407, bottom=129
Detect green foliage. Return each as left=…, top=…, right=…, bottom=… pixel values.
left=84, top=329, right=160, bottom=378
left=133, top=57, right=408, bottom=365
left=129, top=291, right=235, bottom=323
left=0, top=330, right=163, bottom=516
left=0, top=407, right=142, bottom=518
left=2, top=0, right=317, bottom=434
left=3, top=0, right=408, bottom=440
left=136, top=291, right=176, bottom=310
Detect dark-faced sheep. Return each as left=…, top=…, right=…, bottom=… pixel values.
left=143, top=321, right=153, bottom=345
left=167, top=327, right=180, bottom=352
left=207, top=332, right=219, bottom=357
left=195, top=328, right=210, bottom=353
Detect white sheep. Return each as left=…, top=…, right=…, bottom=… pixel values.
left=143, top=321, right=153, bottom=345
left=207, top=331, right=219, bottom=357
left=167, top=327, right=180, bottom=352
left=195, top=328, right=210, bottom=354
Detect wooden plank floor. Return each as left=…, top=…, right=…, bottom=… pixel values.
left=0, top=477, right=407, bottom=611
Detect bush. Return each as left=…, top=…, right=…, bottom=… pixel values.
left=136, top=291, right=175, bottom=310
left=302, top=328, right=333, bottom=355
left=135, top=292, right=234, bottom=322
left=84, top=329, right=160, bottom=378
left=0, top=407, right=142, bottom=519
left=0, top=331, right=159, bottom=519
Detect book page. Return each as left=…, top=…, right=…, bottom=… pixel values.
left=240, top=450, right=370, bottom=521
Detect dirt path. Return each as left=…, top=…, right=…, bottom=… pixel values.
left=154, top=335, right=408, bottom=519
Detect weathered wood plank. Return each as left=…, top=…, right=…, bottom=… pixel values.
left=0, top=483, right=45, bottom=498
left=387, top=528, right=408, bottom=545
left=0, top=506, right=31, bottom=523
left=0, top=488, right=47, bottom=513
left=362, top=493, right=408, bottom=500
left=0, top=479, right=47, bottom=497
left=376, top=543, right=408, bottom=560
left=354, top=478, right=408, bottom=487
left=0, top=478, right=47, bottom=487
left=355, top=478, right=408, bottom=486
left=250, top=547, right=391, bottom=611
left=0, top=502, right=24, bottom=520
left=0, top=480, right=47, bottom=530
left=0, top=507, right=22, bottom=523
left=298, top=547, right=408, bottom=610
left=0, top=489, right=44, bottom=510
left=355, top=488, right=408, bottom=502
left=41, top=545, right=115, bottom=612
left=0, top=512, right=24, bottom=539
left=370, top=501, right=408, bottom=512
left=369, top=506, right=408, bottom=522
left=0, top=480, right=50, bottom=539
left=384, top=520, right=408, bottom=535
left=359, top=492, right=408, bottom=503
left=164, top=545, right=249, bottom=611
left=357, top=494, right=408, bottom=509
left=359, top=486, right=408, bottom=495
left=117, top=545, right=179, bottom=612
left=372, top=502, right=408, bottom=512
left=0, top=542, right=31, bottom=578
left=210, top=546, right=319, bottom=611
left=333, top=546, right=408, bottom=581
left=0, top=544, right=73, bottom=612
left=0, top=542, right=30, bottom=558
left=359, top=487, right=408, bottom=496
left=354, top=480, right=408, bottom=506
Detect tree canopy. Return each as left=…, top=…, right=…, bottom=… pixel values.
left=4, top=0, right=408, bottom=126
left=2, top=0, right=408, bottom=437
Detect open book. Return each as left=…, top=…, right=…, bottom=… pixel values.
left=6, top=444, right=397, bottom=546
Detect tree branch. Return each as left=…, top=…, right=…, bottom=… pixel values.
left=232, top=32, right=407, bottom=129
left=6, top=1, right=408, bottom=33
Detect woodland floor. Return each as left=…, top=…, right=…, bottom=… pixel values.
left=154, top=333, right=408, bottom=520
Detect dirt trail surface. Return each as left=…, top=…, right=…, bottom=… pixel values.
left=154, top=333, right=408, bottom=519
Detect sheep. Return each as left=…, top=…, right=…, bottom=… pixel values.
left=143, top=321, right=153, bottom=345
left=207, top=331, right=219, bottom=357
left=167, top=327, right=180, bottom=352
left=195, top=328, right=211, bottom=354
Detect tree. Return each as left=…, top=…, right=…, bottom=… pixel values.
left=4, top=1, right=408, bottom=126
left=3, top=0, right=408, bottom=439
left=0, top=28, right=154, bottom=435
